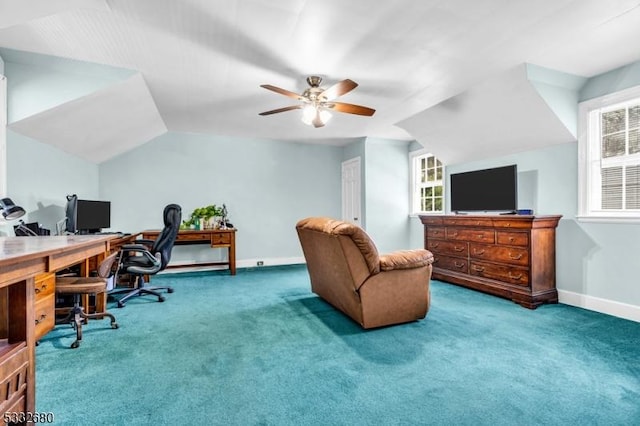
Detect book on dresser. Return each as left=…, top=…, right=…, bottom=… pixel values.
left=419, top=214, right=562, bottom=309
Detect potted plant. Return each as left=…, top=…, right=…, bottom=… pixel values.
left=182, top=204, right=224, bottom=229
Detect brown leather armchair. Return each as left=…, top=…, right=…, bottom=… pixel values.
left=296, top=217, right=434, bottom=329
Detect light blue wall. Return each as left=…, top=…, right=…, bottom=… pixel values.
left=0, top=130, right=98, bottom=236
left=526, top=63, right=587, bottom=138
left=579, top=59, right=640, bottom=102
left=99, top=132, right=343, bottom=265
left=2, top=49, right=135, bottom=123
left=363, top=137, right=411, bottom=253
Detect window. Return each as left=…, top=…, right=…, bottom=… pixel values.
left=578, top=85, right=640, bottom=221
left=410, top=150, right=444, bottom=215
left=1, top=74, right=6, bottom=197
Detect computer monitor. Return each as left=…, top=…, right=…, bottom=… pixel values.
left=65, top=195, right=111, bottom=234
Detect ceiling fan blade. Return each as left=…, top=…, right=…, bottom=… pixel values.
left=258, top=105, right=302, bottom=116
left=260, top=84, right=303, bottom=100
left=320, top=79, right=358, bottom=101
left=328, top=102, right=376, bottom=116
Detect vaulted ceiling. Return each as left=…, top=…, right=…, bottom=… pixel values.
left=2, top=0, right=640, bottom=164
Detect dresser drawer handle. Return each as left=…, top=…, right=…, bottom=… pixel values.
left=476, top=234, right=485, bottom=239
left=472, top=265, right=485, bottom=272
left=35, top=284, right=47, bottom=294
left=431, top=242, right=439, bottom=248
left=454, top=246, right=465, bottom=252
left=35, top=314, right=47, bottom=325
left=509, top=253, right=523, bottom=260
left=454, top=262, right=465, bottom=268
left=508, top=272, right=523, bottom=280
left=473, top=249, right=485, bottom=255
left=508, top=237, right=515, bottom=242
left=450, top=232, right=458, bottom=237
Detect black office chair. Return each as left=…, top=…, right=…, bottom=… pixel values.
left=110, top=204, right=182, bottom=308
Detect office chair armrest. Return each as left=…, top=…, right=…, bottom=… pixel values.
left=120, top=245, right=162, bottom=268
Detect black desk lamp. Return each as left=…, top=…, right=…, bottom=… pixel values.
left=0, top=198, right=38, bottom=236
left=0, top=197, right=26, bottom=220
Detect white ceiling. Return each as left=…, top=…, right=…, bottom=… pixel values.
left=1, top=0, right=640, bottom=163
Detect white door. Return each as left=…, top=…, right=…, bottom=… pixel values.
left=342, top=157, right=362, bottom=226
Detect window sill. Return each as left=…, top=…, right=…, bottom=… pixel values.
left=576, top=215, right=640, bottom=224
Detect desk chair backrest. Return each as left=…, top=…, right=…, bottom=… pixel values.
left=152, top=204, right=182, bottom=270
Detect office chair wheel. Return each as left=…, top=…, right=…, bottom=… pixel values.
left=167, top=288, right=174, bottom=293
left=71, top=341, right=80, bottom=349
left=117, top=300, right=126, bottom=308
left=158, top=296, right=165, bottom=302
left=111, top=322, right=119, bottom=329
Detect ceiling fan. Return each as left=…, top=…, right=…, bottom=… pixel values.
left=259, top=76, right=376, bottom=128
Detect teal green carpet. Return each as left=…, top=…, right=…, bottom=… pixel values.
left=36, top=265, right=640, bottom=425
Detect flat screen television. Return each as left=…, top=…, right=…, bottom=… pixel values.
left=450, top=165, right=518, bottom=213
left=65, top=195, right=111, bottom=233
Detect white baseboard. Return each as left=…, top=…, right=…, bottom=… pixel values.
left=238, top=257, right=305, bottom=269
left=558, top=290, right=640, bottom=323
left=162, top=257, right=305, bottom=274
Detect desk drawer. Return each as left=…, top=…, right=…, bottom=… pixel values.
left=177, top=233, right=211, bottom=242
left=34, top=294, right=55, bottom=341
left=34, top=273, right=55, bottom=300
left=212, top=233, right=231, bottom=245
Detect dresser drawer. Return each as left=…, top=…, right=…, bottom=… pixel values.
left=443, top=217, right=494, bottom=227
left=426, top=226, right=445, bottom=239
left=470, top=261, right=529, bottom=286
left=433, top=254, right=468, bottom=274
left=469, top=243, right=529, bottom=266
left=446, top=227, right=495, bottom=243
left=427, top=240, right=468, bottom=257
left=496, top=231, right=529, bottom=246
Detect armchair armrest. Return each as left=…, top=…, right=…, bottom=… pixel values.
left=379, top=249, right=434, bottom=272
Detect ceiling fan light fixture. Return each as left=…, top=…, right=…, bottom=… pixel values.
left=301, top=105, right=331, bottom=127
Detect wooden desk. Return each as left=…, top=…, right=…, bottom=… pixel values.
left=141, top=229, right=237, bottom=275
left=0, top=235, right=115, bottom=420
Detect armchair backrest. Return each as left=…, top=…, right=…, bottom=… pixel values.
left=296, top=217, right=380, bottom=292
left=151, top=204, right=182, bottom=270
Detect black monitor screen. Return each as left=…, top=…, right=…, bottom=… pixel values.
left=76, top=199, right=111, bottom=232
left=450, top=165, right=518, bottom=213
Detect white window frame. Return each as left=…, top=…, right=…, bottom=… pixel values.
left=409, top=149, right=444, bottom=216
left=578, top=84, right=640, bottom=223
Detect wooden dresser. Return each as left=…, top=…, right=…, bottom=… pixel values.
left=419, top=215, right=562, bottom=308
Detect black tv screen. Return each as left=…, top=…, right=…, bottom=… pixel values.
left=450, top=165, right=518, bottom=213
left=76, top=199, right=111, bottom=232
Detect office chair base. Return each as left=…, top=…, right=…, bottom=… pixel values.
left=112, top=285, right=174, bottom=308
left=56, top=303, right=118, bottom=349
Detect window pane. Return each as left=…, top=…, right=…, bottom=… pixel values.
left=629, top=129, right=640, bottom=155
left=602, top=133, right=626, bottom=158
left=427, top=156, right=434, bottom=168
left=626, top=165, right=640, bottom=209
left=425, top=198, right=433, bottom=211
left=436, top=166, right=442, bottom=180
left=602, top=109, right=626, bottom=134
left=434, top=197, right=442, bottom=211
left=602, top=167, right=623, bottom=209
left=434, top=185, right=442, bottom=196
left=630, top=105, right=640, bottom=129
left=427, top=168, right=435, bottom=181
left=425, top=187, right=433, bottom=197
